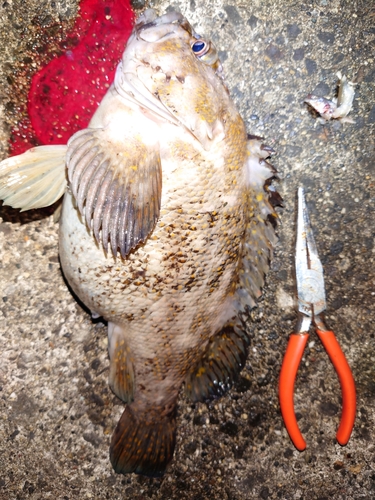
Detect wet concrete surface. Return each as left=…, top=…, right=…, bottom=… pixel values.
left=0, top=0, right=374, bottom=498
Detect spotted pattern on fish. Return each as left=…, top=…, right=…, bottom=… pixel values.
left=0, top=8, right=280, bottom=478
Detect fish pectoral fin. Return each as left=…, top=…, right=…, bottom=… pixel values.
left=66, top=127, right=162, bottom=258
left=0, top=145, right=67, bottom=211
left=184, top=322, right=249, bottom=403
left=108, top=322, right=134, bottom=403
left=110, top=403, right=177, bottom=477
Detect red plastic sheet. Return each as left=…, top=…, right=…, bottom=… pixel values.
left=10, top=0, right=134, bottom=155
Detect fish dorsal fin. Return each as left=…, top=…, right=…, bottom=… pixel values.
left=235, top=138, right=280, bottom=312
left=66, top=127, right=162, bottom=258
left=185, top=322, right=249, bottom=402
left=0, top=145, right=67, bottom=211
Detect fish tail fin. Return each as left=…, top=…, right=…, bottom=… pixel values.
left=110, top=403, right=177, bottom=477
left=0, top=145, right=68, bottom=211
left=185, top=321, right=249, bottom=402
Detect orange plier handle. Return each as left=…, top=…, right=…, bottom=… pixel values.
left=279, top=330, right=356, bottom=451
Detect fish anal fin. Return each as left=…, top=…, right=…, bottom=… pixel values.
left=108, top=322, right=134, bottom=403
left=185, top=323, right=249, bottom=403
left=66, top=127, right=162, bottom=258
left=0, top=145, right=67, bottom=211
left=110, top=403, right=177, bottom=477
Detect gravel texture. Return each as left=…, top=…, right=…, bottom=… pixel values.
left=0, top=1, right=374, bottom=499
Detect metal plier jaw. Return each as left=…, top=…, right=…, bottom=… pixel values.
left=279, top=187, right=356, bottom=451
left=295, top=187, right=327, bottom=334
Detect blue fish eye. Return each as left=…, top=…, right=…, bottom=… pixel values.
left=192, top=41, right=206, bottom=53
left=191, top=39, right=210, bottom=57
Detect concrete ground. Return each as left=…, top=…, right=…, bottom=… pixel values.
left=0, top=0, right=374, bottom=498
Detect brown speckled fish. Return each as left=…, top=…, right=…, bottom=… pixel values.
left=0, top=9, right=280, bottom=477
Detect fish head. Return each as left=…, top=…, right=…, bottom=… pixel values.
left=304, top=94, right=336, bottom=121
left=115, top=9, right=229, bottom=149
left=132, top=9, right=223, bottom=75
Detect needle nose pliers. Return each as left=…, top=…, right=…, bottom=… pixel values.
left=279, top=187, right=356, bottom=451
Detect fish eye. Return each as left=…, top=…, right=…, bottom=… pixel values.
left=191, top=38, right=220, bottom=69
left=191, top=40, right=210, bottom=57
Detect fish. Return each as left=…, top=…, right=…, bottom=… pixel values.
left=304, top=72, right=355, bottom=123
left=0, top=8, right=279, bottom=477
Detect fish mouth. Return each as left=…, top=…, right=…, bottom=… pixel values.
left=135, top=9, right=199, bottom=40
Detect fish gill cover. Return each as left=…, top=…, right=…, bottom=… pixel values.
left=9, top=0, right=134, bottom=156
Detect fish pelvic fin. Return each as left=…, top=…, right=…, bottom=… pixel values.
left=108, top=322, right=134, bottom=403
left=185, top=321, right=249, bottom=403
left=110, top=403, right=177, bottom=477
left=0, top=145, right=67, bottom=211
left=235, top=138, right=281, bottom=312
